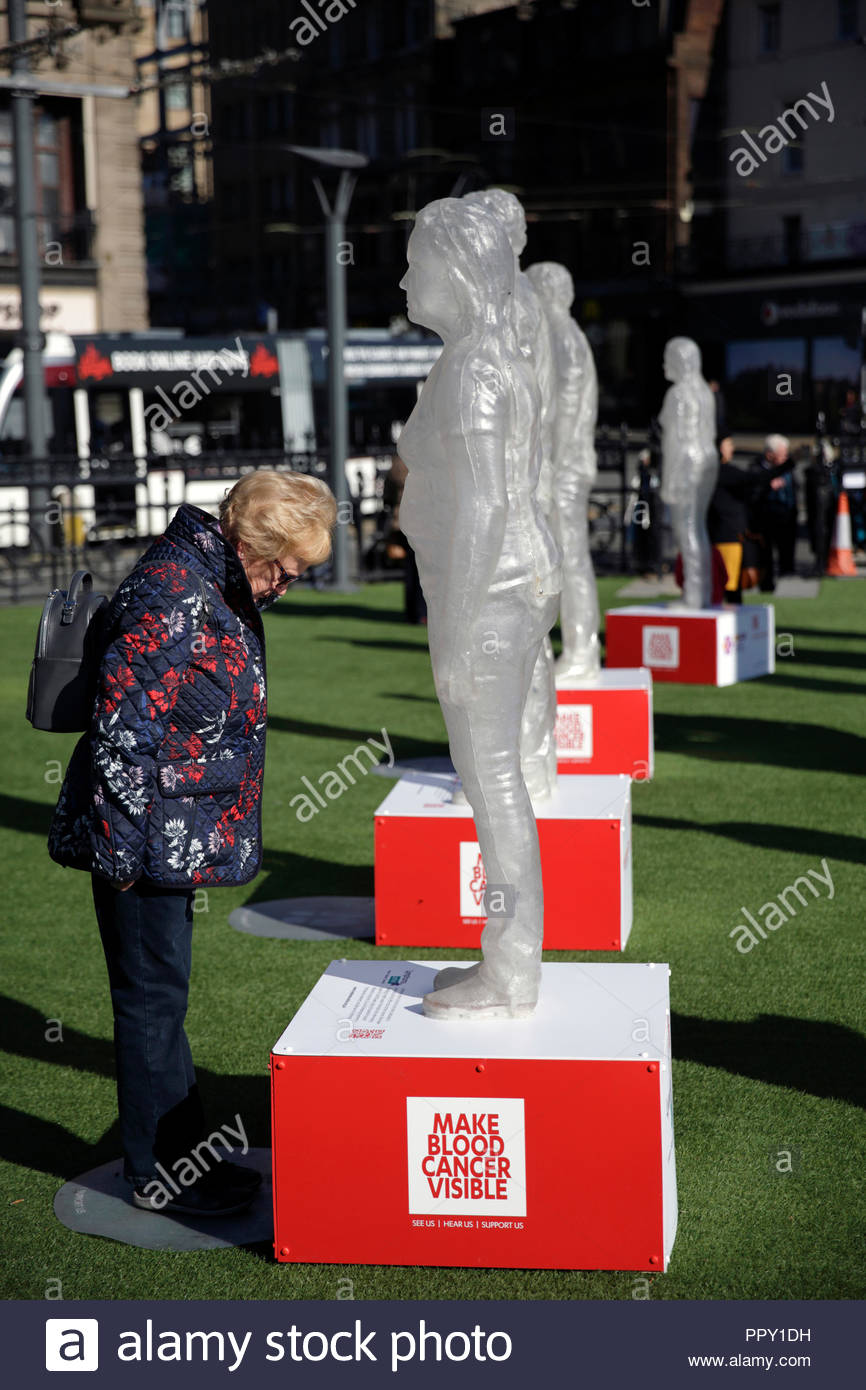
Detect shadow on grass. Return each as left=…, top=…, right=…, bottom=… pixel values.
left=0, top=792, right=54, bottom=838
left=778, top=646, right=866, bottom=671
left=377, top=691, right=439, bottom=704
left=266, top=717, right=445, bottom=759
left=274, top=600, right=406, bottom=625
left=0, top=998, right=272, bottom=1181
left=783, top=627, right=866, bottom=642
left=634, top=814, right=866, bottom=867
left=654, top=713, right=866, bottom=775
left=672, top=1012, right=866, bottom=1110
left=247, top=845, right=373, bottom=906
left=317, top=635, right=429, bottom=654
left=768, top=672, right=866, bottom=698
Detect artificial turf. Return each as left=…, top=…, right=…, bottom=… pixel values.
left=1, top=576, right=864, bottom=1301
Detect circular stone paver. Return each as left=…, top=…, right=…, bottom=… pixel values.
left=229, top=895, right=375, bottom=940
left=53, top=1148, right=272, bottom=1252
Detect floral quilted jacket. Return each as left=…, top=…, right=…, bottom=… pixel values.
left=48, top=503, right=267, bottom=887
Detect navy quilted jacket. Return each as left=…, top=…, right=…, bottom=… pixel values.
left=48, top=503, right=267, bottom=887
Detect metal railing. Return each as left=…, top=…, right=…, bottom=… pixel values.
left=0, top=433, right=642, bottom=602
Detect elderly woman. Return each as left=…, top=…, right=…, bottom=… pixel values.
left=48, top=470, right=336, bottom=1216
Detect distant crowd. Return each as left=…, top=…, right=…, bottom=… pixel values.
left=632, top=386, right=864, bottom=602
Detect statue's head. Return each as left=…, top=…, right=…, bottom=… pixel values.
left=663, top=336, right=702, bottom=383
left=525, top=261, right=574, bottom=312
left=463, top=188, right=527, bottom=256
left=400, top=197, right=515, bottom=339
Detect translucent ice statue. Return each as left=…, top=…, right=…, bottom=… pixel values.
left=659, top=337, right=719, bottom=609
left=464, top=189, right=558, bottom=800
left=397, top=196, right=561, bottom=1020
left=526, top=261, right=601, bottom=680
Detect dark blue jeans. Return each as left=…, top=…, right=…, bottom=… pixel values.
left=91, top=873, right=204, bottom=1188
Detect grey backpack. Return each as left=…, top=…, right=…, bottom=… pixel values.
left=26, top=571, right=109, bottom=733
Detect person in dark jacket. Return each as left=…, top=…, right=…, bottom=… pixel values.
left=748, top=434, right=798, bottom=591
left=48, top=470, right=336, bottom=1216
left=707, top=438, right=751, bottom=604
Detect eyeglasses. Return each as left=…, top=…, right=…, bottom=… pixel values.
left=274, top=560, right=300, bottom=588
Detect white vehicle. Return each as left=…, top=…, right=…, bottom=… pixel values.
left=0, top=328, right=441, bottom=547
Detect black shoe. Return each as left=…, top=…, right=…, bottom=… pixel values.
left=207, top=1159, right=263, bottom=1193
left=132, top=1174, right=255, bottom=1217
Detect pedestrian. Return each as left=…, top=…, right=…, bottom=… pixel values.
left=631, top=448, right=662, bottom=578
left=48, top=471, right=337, bottom=1216
left=748, top=433, right=798, bottom=591
left=707, top=437, right=751, bottom=605
left=708, top=378, right=728, bottom=444
left=805, top=439, right=838, bottom=576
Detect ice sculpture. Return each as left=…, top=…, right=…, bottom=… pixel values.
left=659, top=337, right=719, bottom=609
left=463, top=189, right=558, bottom=799
left=397, top=196, right=561, bottom=1020
left=526, top=261, right=601, bottom=680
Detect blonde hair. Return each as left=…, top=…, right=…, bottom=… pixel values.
left=219, top=469, right=337, bottom=566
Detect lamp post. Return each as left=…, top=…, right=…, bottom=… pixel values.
left=286, top=145, right=368, bottom=592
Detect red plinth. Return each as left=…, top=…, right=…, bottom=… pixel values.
left=555, top=668, right=653, bottom=778
left=605, top=604, right=775, bottom=686
left=374, top=774, right=632, bottom=952
left=271, top=960, right=677, bottom=1271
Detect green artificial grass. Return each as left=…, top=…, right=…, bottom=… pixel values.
left=1, top=577, right=864, bottom=1301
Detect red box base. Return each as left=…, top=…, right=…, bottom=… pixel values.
left=270, top=961, right=677, bottom=1271
left=374, top=775, right=632, bottom=952
left=555, top=668, right=653, bottom=778
left=605, top=605, right=775, bottom=685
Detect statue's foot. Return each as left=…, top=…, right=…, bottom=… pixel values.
left=450, top=782, right=469, bottom=806
left=554, top=653, right=602, bottom=682
left=422, top=971, right=537, bottom=1021
left=433, top=962, right=480, bottom=991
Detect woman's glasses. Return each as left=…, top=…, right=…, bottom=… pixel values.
left=274, top=560, right=300, bottom=588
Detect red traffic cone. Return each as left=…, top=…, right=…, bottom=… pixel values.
left=826, top=492, right=858, bottom=577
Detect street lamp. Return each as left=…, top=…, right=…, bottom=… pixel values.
left=286, top=144, right=368, bottom=592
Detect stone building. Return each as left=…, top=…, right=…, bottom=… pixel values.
left=0, top=0, right=148, bottom=347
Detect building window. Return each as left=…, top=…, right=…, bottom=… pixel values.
left=0, top=109, right=14, bottom=255
left=783, top=214, right=802, bottom=264
left=164, top=1, right=188, bottom=41
left=838, top=0, right=858, bottom=38
left=758, top=3, right=781, bottom=54
left=0, top=101, right=78, bottom=259
left=781, top=104, right=804, bottom=173
left=165, top=78, right=190, bottom=111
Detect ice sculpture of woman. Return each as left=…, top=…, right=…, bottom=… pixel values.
left=397, top=197, right=561, bottom=1020
left=659, top=337, right=719, bottom=609
left=463, top=189, right=558, bottom=799
left=526, top=261, right=601, bottom=680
